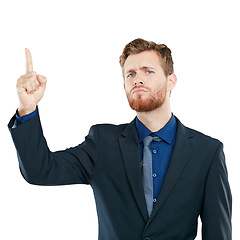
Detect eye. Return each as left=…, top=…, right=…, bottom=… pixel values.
left=146, top=70, right=154, bottom=74
left=127, top=73, right=135, bottom=78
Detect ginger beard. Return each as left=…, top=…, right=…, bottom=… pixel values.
left=126, top=80, right=168, bottom=112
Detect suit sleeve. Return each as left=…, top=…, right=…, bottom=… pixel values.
left=8, top=110, right=98, bottom=186
left=200, top=142, right=232, bottom=240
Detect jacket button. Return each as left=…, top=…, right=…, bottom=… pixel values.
left=144, top=237, right=150, bottom=240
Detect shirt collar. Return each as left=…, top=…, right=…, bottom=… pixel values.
left=135, top=113, right=177, bottom=145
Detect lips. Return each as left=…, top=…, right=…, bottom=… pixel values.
left=131, top=87, right=148, bottom=95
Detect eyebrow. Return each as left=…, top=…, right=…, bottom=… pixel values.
left=124, top=66, right=155, bottom=75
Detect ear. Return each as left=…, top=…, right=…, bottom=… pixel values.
left=123, top=81, right=126, bottom=90
left=167, top=73, right=177, bottom=92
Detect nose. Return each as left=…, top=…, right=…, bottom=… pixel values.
left=134, top=73, right=144, bottom=86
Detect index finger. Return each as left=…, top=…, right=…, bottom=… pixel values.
left=25, top=48, right=33, bottom=73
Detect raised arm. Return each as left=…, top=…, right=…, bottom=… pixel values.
left=9, top=49, right=98, bottom=186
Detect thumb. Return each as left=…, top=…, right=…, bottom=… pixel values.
left=37, top=74, right=47, bottom=85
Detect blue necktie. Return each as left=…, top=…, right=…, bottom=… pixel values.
left=142, top=135, right=161, bottom=217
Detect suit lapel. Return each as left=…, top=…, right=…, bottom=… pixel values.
left=148, top=118, right=195, bottom=222
left=118, top=119, right=149, bottom=222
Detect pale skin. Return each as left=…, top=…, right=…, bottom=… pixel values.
left=17, top=48, right=47, bottom=117
left=17, top=49, right=177, bottom=132
left=123, top=50, right=177, bottom=132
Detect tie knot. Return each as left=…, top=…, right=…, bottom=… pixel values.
left=143, top=135, right=161, bottom=147
left=152, top=135, right=161, bottom=142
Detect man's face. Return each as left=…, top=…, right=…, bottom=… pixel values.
left=123, top=50, right=168, bottom=112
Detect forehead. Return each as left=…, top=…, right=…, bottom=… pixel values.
left=124, top=50, right=162, bottom=73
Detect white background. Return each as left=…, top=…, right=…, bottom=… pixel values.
left=1, top=0, right=239, bottom=239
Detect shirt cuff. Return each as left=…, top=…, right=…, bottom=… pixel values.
left=15, top=107, right=38, bottom=126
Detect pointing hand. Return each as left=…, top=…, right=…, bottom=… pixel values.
left=17, top=48, right=47, bottom=117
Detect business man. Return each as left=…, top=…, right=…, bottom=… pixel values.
left=8, top=38, right=232, bottom=239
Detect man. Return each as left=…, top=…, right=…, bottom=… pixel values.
left=8, top=38, right=232, bottom=239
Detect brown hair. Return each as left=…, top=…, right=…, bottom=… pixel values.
left=119, top=38, right=174, bottom=77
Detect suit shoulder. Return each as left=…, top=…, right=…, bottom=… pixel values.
left=90, top=122, right=129, bottom=136
left=185, top=125, right=222, bottom=148
left=176, top=118, right=221, bottom=144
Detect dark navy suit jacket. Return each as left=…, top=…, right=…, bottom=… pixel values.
left=8, top=111, right=232, bottom=240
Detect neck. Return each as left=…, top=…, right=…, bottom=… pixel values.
left=136, top=100, right=172, bottom=132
